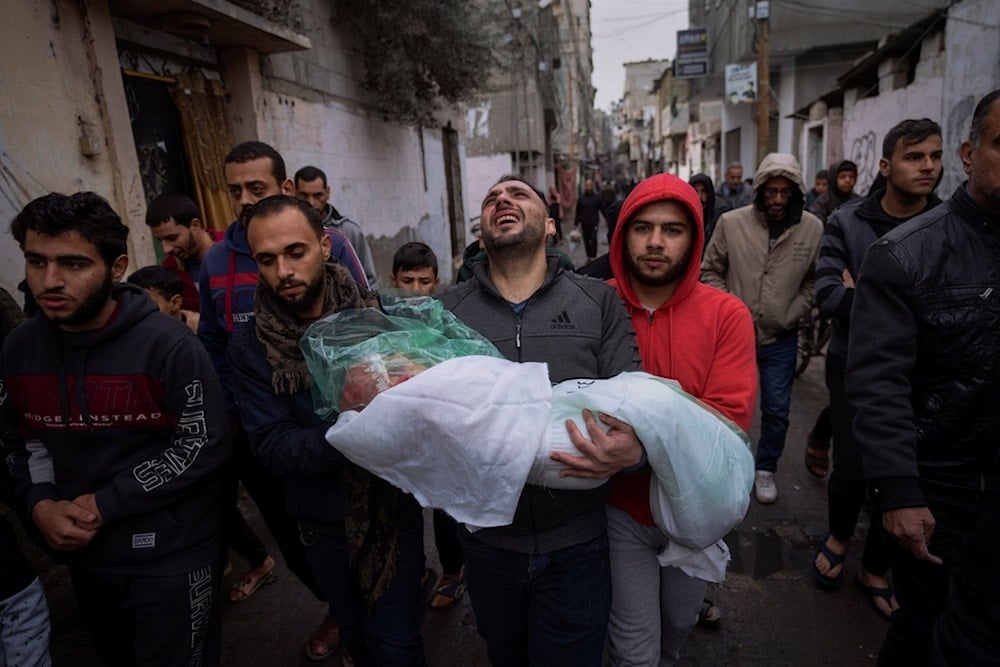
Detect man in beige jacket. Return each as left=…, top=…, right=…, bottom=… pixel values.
left=701, top=153, right=823, bottom=504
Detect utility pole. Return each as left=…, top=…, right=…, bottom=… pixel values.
left=755, top=1, right=770, bottom=163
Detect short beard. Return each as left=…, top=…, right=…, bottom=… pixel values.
left=282, top=275, right=326, bottom=314
left=54, top=272, right=114, bottom=327
left=624, top=245, right=693, bottom=288
left=482, top=225, right=545, bottom=258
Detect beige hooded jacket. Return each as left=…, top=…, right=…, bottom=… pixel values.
left=700, top=153, right=824, bottom=345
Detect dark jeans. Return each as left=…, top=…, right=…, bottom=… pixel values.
left=581, top=223, right=599, bottom=259
left=221, top=456, right=268, bottom=570
left=71, top=562, right=221, bottom=667
left=826, top=359, right=889, bottom=575
left=433, top=509, right=463, bottom=575
left=234, top=425, right=322, bottom=598
left=300, top=503, right=427, bottom=667
left=755, top=334, right=798, bottom=472
left=877, top=483, right=995, bottom=666
left=932, top=488, right=1000, bottom=666
left=810, top=405, right=832, bottom=444
left=458, top=528, right=611, bottom=667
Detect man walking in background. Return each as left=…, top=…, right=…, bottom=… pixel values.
left=848, top=90, right=1000, bottom=665
left=716, top=162, right=752, bottom=210
left=295, top=165, right=380, bottom=290
left=702, top=153, right=823, bottom=504
left=575, top=178, right=607, bottom=264
left=812, top=119, right=943, bottom=620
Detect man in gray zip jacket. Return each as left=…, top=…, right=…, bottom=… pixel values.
left=436, top=175, right=642, bottom=667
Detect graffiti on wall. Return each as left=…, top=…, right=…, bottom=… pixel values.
left=940, top=95, right=976, bottom=195
left=848, top=130, right=879, bottom=195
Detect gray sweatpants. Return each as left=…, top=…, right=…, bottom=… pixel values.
left=606, top=504, right=707, bottom=667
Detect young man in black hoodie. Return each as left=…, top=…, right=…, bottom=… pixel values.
left=2, top=192, right=231, bottom=666
left=812, top=119, right=943, bottom=621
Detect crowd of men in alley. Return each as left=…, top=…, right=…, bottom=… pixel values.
left=1, top=88, right=999, bottom=667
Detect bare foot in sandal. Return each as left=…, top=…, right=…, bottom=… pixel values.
left=228, top=555, right=277, bottom=603
left=306, top=614, right=342, bottom=662
left=429, top=569, right=467, bottom=611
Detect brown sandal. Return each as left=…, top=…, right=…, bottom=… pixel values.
left=306, top=614, right=342, bottom=662
left=804, top=445, right=830, bottom=478
left=429, top=569, right=467, bottom=611
left=228, top=556, right=277, bottom=604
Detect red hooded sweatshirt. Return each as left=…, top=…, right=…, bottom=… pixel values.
left=608, top=173, right=757, bottom=526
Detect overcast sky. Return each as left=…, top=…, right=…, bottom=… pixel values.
left=590, top=0, right=690, bottom=111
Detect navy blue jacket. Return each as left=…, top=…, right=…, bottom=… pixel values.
left=227, top=322, right=347, bottom=524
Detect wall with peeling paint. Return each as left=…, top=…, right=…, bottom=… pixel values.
left=255, top=0, right=468, bottom=283
left=840, top=0, right=1000, bottom=198
left=0, top=0, right=151, bottom=299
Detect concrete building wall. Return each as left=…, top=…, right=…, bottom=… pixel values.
left=0, top=0, right=151, bottom=300
left=0, top=0, right=472, bottom=297
left=466, top=153, right=512, bottom=218
left=842, top=78, right=944, bottom=195
left=255, top=0, right=467, bottom=282
left=258, top=93, right=456, bottom=283
left=939, top=0, right=1000, bottom=196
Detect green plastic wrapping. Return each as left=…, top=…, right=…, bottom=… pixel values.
left=300, top=295, right=503, bottom=420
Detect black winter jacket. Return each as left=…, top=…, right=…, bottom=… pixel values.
left=847, top=185, right=1000, bottom=512
left=816, top=190, right=941, bottom=365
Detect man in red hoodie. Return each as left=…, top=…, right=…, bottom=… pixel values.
left=606, top=173, right=757, bottom=665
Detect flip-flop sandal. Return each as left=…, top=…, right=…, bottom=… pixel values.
left=697, top=598, right=722, bottom=626
left=804, top=445, right=830, bottom=478
left=853, top=575, right=897, bottom=621
left=228, top=563, right=277, bottom=603
left=813, top=538, right=846, bottom=588
left=306, top=615, right=342, bottom=662
left=429, top=570, right=467, bottom=611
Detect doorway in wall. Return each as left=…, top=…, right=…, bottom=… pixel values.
left=724, top=128, right=741, bottom=168
left=123, top=72, right=193, bottom=209
left=806, top=123, right=825, bottom=180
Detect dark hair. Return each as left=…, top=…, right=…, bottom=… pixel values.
left=970, top=89, right=1000, bottom=146
left=11, top=192, right=128, bottom=266
left=294, top=165, right=328, bottom=187
left=834, top=160, right=858, bottom=175
left=242, top=195, right=324, bottom=238
left=882, top=118, right=942, bottom=159
left=392, top=242, right=438, bottom=276
left=815, top=170, right=829, bottom=180
left=127, top=265, right=184, bottom=298
left=486, top=174, right=547, bottom=208
left=225, top=141, right=286, bottom=183
left=145, top=192, right=200, bottom=228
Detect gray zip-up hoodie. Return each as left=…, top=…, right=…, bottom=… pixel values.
left=436, top=257, right=640, bottom=554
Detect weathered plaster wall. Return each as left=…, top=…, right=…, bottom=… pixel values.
left=465, top=153, right=513, bottom=219
left=253, top=0, right=466, bottom=286
left=0, top=0, right=150, bottom=301
left=939, top=0, right=1000, bottom=196
left=843, top=79, right=944, bottom=196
